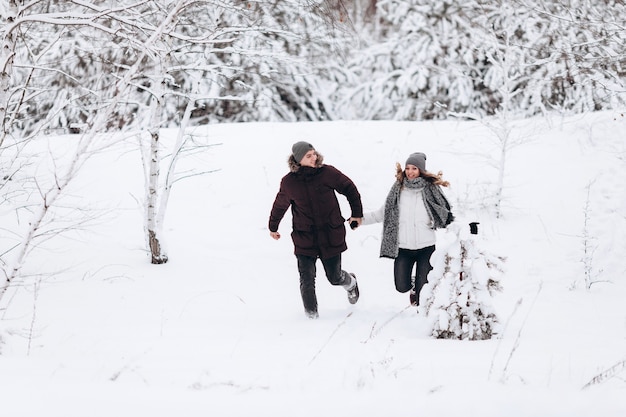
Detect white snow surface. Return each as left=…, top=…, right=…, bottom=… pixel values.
left=1, top=111, right=626, bottom=416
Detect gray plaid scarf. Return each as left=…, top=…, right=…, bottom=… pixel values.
left=380, top=177, right=454, bottom=258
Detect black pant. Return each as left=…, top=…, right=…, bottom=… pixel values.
left=296, top=254, right=350, bottom=313
left=393, top=246, right=435, bottom=298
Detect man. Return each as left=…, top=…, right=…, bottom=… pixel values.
left=269, top=141, right=363, bottom=319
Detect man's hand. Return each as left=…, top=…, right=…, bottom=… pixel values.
left=270, top=231, right=281, bottom=240
left=348, top=217, right=362, bottom=229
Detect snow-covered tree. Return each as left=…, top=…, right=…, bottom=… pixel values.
left=0, top=1, right=20, bottom=144
left=331, top=0, right=626, bottom=120
left=1, top=0, right=355, bottom=136
left=1, top=1, right=146, bottom=136
left=420, top=223, right=505, bottom=340
left=522, top=0, right=626, bottom=113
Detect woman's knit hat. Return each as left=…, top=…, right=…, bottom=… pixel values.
left=405, top=152, right=427, bottom=171
left=292, top=141, right=315, bottom=163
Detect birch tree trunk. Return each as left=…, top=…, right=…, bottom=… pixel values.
left=145, top=62, right=168, bottom=265
left=0, top=0, right=20, bottom=147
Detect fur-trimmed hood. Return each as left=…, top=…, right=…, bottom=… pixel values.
left=288, top=151, right=324, bottom=172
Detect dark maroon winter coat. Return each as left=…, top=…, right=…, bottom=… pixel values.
left=269, top=154, right=363, bottom=259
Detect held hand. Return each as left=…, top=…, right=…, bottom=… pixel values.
left=270, top=231, right=281, bottom=240
left=347, top=217, right=362, bottom=230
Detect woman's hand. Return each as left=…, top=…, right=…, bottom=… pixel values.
left=270, top=231, right=281, bottom=240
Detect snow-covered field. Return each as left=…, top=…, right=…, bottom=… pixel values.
left=1, top=112, right=625, bottom=416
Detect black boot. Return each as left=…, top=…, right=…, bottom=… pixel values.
left=305, top=309, right=319, bottom=319
left=346, top=273, right=359, bottom=304
left=301, top=284, right=318, bottom=318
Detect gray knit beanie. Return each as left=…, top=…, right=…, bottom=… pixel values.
left=292, top=141, right=315, bottom=163
left=405, top=152, right=427, bottom=171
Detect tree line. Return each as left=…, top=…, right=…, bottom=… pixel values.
left=2, top=0, right=624, bottom=138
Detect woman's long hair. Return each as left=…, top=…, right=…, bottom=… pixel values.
left=395, top=162, right=450, bottom=187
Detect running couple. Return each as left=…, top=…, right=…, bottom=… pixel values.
left=268, top=141, right=454, bottom=319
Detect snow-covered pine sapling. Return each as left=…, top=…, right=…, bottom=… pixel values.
left=421, top=222, right=505, bottom=341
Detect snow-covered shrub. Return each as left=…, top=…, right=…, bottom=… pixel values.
left=420, top=223, right=505, bottom=340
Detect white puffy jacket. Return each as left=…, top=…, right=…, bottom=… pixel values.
left=362, top=187, right=435, bottom=250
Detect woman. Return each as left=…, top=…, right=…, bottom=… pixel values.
left=269, top=141, right=363, bottom=319
left=362, top=152, right=454, bottom=306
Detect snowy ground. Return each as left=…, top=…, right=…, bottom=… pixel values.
left=1, top=112, right=626, bottom=416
